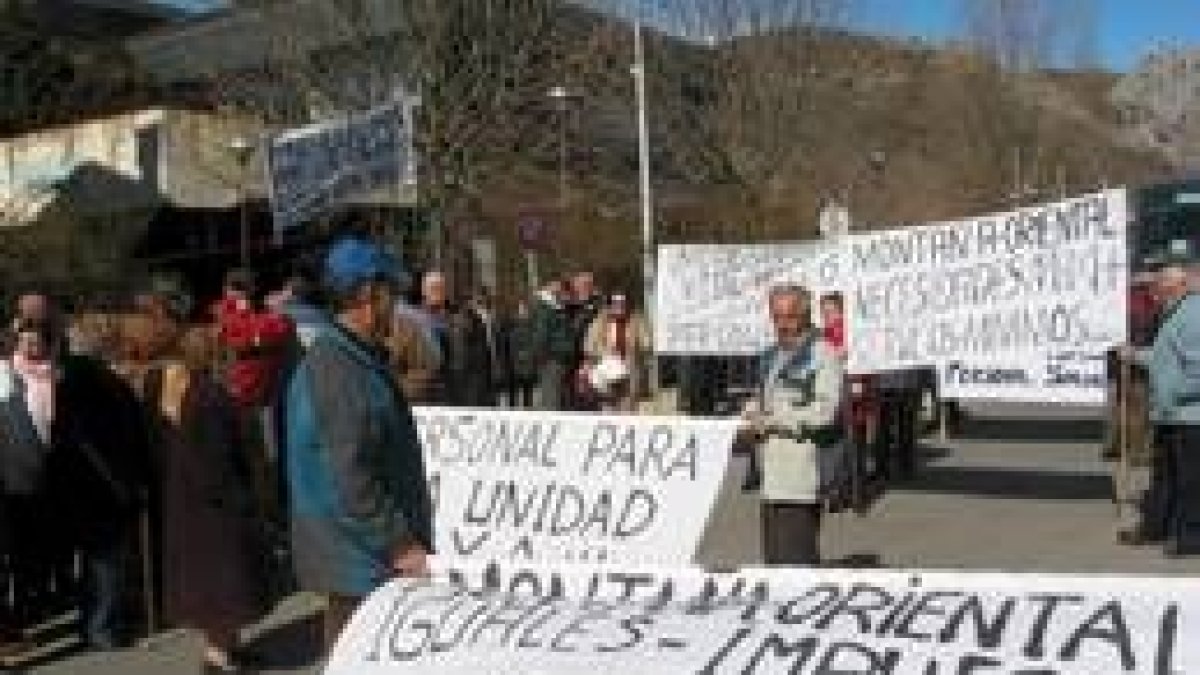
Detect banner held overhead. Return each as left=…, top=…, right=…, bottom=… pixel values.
left=846, top=190, right=1129, bottom=403
left=654, top=243, right=842, bottom=355
left=267, top=97, right=417, bottom=233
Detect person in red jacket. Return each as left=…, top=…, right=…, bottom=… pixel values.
left=213, top=269, right=295, bottom=413
left=213, top=269, right=295, bottom=558
left=821, top=291, right=879, bottom=507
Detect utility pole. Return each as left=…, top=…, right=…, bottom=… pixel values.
left=634, top=17, right=658, bottom=394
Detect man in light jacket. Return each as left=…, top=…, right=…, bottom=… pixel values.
left=741, top=284, right=845, bottom=565
left=1135, top=260, right=1200, bottom=555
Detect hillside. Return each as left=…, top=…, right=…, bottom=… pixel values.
left=0, top=1, right=1175, bottom=295
left=465, top=18, right=1170, bottom=285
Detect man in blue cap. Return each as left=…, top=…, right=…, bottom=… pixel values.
left=283, top=237, right=434, bottom=651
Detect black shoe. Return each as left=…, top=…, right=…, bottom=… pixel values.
left=1117, top=529, right=1148, bottom=546
left=1165, top=540, right=1200, bottom=558
left=1117, top=527, right=1165, bottom=546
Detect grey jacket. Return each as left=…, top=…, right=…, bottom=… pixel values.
left=1144, top=294, right=1200, bottom=426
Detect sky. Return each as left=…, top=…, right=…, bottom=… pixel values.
left=158, top=0, right=1200, bottom=72
left=853, top=0, right=1200, bottom=71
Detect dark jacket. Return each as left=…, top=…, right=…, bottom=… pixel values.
left=0, top=354, right=150, bottom=544
left=532, top=296, right=574, bottom=366
left=283, top=322, right=433, bottom=597
left=446, top=307, right=494, bottom=407
left=567, top=296, right=602, bottom=365
left=504, top=312, right=539, bottom=382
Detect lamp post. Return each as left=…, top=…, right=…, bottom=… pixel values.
left=229, top=136, right=254, bottom=266
left=547, top=85, right=578, bottom=216
left=633, top=19, right=658, bottom=395
left=837, top=148, right=886, bottom=232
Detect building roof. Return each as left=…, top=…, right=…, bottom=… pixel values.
left=10, top=0, right=185, bottom=39
left=127, top=0, right=410, bottom=83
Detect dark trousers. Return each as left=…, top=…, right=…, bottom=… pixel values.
left=761, top=502, right=822, bottom=566
left=323, top=594, right=361, bottom=654
left=509, top=378, right=536, bottom=409
left=80, top=537, right=124, bottom=649
left=876, top=391, right=917, bottom=480
left=536, top=361, right=568, bottom=411
left=4, top=494, right=55, bottom=629
left=1167, top=425, right=1200, bottom=553
left=1140, top=426, right=1175, bottom=541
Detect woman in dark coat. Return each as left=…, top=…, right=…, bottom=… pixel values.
left=133, top=314, right=260, bottom=672
left=504, top=297, right=540, bottom=409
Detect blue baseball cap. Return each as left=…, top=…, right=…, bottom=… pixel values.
left=324, top=238, right=407, bottom=294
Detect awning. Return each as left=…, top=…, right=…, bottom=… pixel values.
left=0, top=183, right=60, bottom=228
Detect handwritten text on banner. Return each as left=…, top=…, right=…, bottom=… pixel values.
left=327, top=561, right=1197, bottom=674
left=415, top=408, right=737, bottom=565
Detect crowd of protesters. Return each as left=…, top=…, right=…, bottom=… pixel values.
left=27, top=230, right=1199, bottom=672
left=0, top=234, right=658, bottom=671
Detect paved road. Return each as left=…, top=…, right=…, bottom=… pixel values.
left=700, top=402, right=1200, bottom=575
left=25, top=402, right=1200, bottom=674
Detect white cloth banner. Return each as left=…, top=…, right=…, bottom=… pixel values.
left=938, top=350, right=1110, bottom=404
left=415, top=408, right=737, bottom=565
left=847, top=190, right=1129, bottom=403
left=327, top=561, right=1199, bottom=674
left=654, top=243, right=841, bottom=355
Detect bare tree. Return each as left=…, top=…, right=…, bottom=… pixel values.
left=1112, top=46, right=1200, bottom=171
left=199, top=0, right=585, bottom=263
left=638, top=0, right=868, bottom=239
left=958, top=0, right=1099, bottom=71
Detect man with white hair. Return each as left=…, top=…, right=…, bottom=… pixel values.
left=1129, top=254, right=1200, bottom=556
left=740, top=283, right=845, bottom=565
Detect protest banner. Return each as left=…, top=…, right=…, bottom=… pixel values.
left=414, top=408, right=737, bottom=565
left=846, top=190, right=1129, bottom=404
left=654, top=243, right=842, bottom=355
left=326, top=561, right=1199, bottom=674
left=939, top=350, right=1110, bottom=404
left=267, top=97, right=416, bottom=232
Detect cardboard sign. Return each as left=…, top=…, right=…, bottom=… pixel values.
left=415, top=408, right=737, bottom=565
left=267, top=98, right=416, bottom=231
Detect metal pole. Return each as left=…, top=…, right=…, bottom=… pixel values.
left=1116, top=356, right=1133, bottom=519
left=635, top=18, right=658, bottom=395
left=525, top=250, right=540, bottom=294
left=239, top=182, right=250, bottom=266
left=558, top=103, right=568, bottom=214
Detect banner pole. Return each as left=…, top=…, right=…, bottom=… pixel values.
left=1116, top=355, right=1132, bottom=520
left=141, top=507, right=157, bottom=635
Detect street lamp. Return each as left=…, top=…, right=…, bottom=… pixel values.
left=836, top=148, right=886, bottom=231
left=633, top=18, right=657, bottom=394
left=229, top=136, right=254, bottom=266
left=547, top=85, right=579, bottom=216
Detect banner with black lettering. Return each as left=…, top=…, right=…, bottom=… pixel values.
left=939, top=350, right=1109, bottom=404
left=654, top=243, right=841, bottom=355
left=415, top=408, right=737, bottom=564
left=326, top=561, right=1199, bottom=674
left=847, top=190, right=1129, bottom=403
